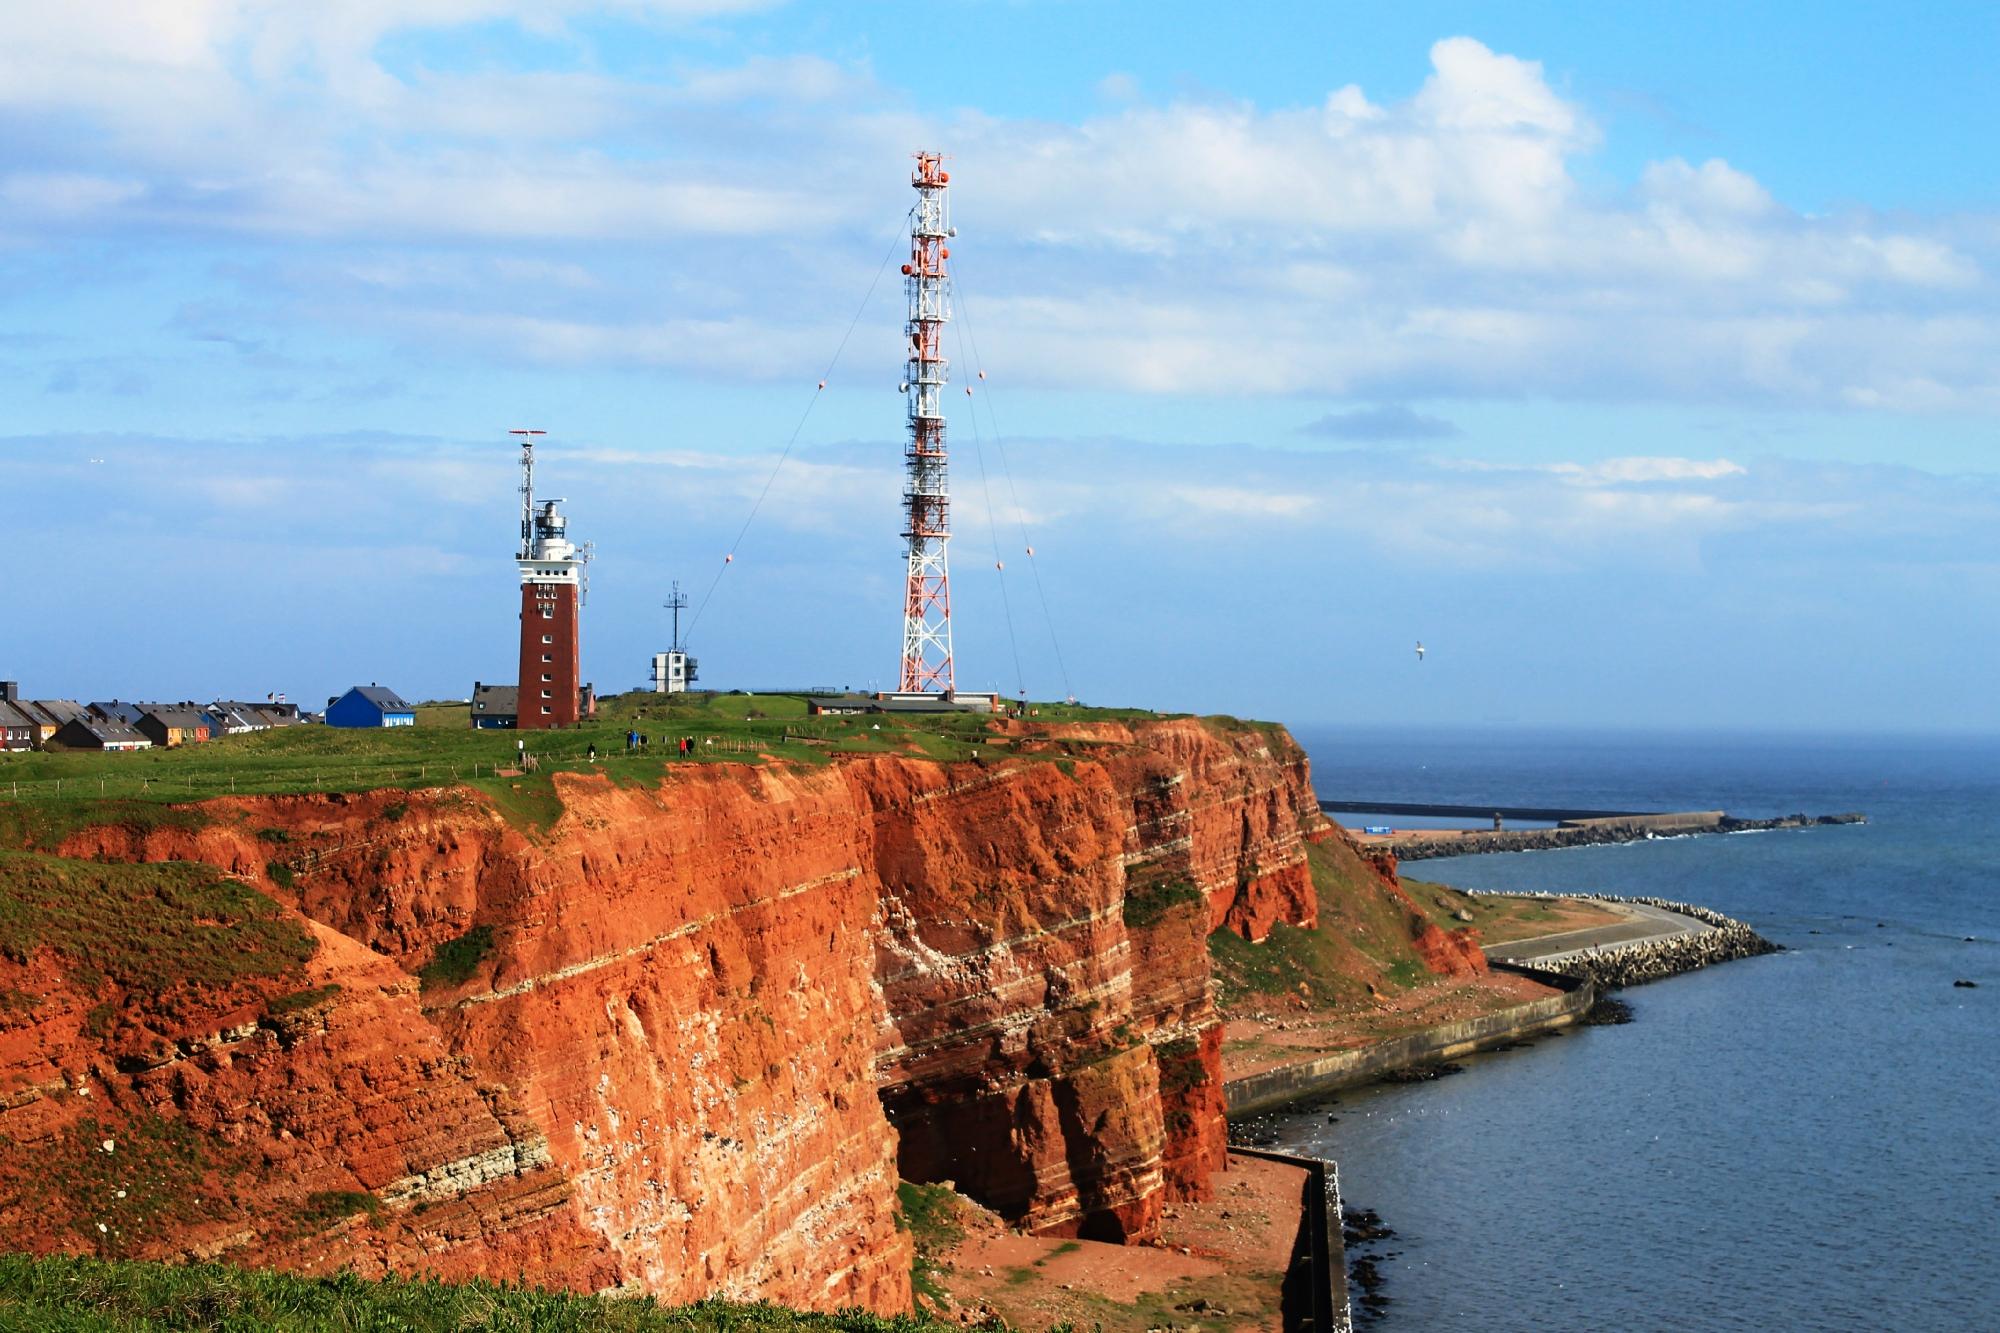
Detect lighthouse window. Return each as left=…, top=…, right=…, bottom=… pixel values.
left=541, top=654, right=553, bottom=663
left=541, top=674, right=552, bottom=682
left=541, top=635, right=553, bottom=645
left=541, top=607, right=554, bottom=620
left=541, top=689, right=552, bottom=699
left=541, top=705, right=552, bottom=715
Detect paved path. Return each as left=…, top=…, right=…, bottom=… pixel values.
left=1483, top=901, right=1713, bottom=966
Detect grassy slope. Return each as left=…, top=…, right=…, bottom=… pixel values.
left=893, top=1183, right=965, bottom=1318
left=1400, top=875, right=1621, bottom=943
left=0, top=850, right=314, bottom=1000
left=1208, top=836, right=1435, bottom=1010
left=0, top=1253, right=962, bottom=1333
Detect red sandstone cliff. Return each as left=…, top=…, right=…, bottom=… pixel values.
left=0, top=718, right=1328, bottom=1311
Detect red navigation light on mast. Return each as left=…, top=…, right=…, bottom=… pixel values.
left=898, top=151, right=956, bottom=694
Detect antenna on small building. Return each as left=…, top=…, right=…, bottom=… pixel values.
left=665, top=581, right=689, bottom=653
left=651, top=579, right=699, bottom=694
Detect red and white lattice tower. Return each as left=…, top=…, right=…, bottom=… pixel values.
left=898, top=151, right=955, bottom=693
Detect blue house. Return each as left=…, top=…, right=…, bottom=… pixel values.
left=325, top=684, right=416, bottom=728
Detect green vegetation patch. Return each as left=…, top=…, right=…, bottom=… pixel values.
left=296, top=1190, right=382, bottom=1232
left=894, top=1181, right=966, bottom=1315
left=14, top=1114, right=222, bottom=1257
left=0, top=850, right=314, bottom=997
left=1208, top=838, right=1462, bottom=1011
left=0, top=690, right=1285, bottom=825
left=1154, top=1036, right=1211, bottom=1099
left=417, top=924, right=495, bottom=990
left=1207, top=923, right=1320, bottom=1006
left=1402, top=877, right=1614, bottom=944
left=263, top=985, right=341, bottom=1019
left=0, top=1252, right=963, bottom=1331
left=1121, top=876, right=1205, bottom=931
left=0, top=798, right=212, bottom=855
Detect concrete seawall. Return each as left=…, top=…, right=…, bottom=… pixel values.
left=1224, top=973, right=1597, bottom=1117
left=1228, top=1146, right=1351, bottom=1333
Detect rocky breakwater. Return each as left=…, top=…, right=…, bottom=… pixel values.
left=1390, top=811, right=1865, bottom=862
left=1491, top=894, right=1781, bottom=988
left=0, top=716, right=1326, bottom=1309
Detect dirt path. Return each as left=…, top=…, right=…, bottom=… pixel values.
left=928, top=1154, right=1307, bottom=1332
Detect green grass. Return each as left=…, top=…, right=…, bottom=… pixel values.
left=0, top=694, right=1268, bottom=811
left=11, top=1115, right=225, bottom=1258
left=262, top=985, right=341, bottom=1019
left=0, top=801, right=214, bottom=856
left=294, top=1191, right=382, bottom=1232
left=1401, top=877, right=1612, bottom=943
left=1120, top=876, right=1204, bottom=930
left=893, top=1182, right=965, bottom=1316
left=1207, top=923, right=1323, bottom=1006
left=0, top=1252, right=963, bottom=1332
left=0, top=850, right=315, bottom=999
left=416, top=925, right=495, bottom=990
left=1206, top=838, right=1444, bottom=1009
left=0, top=696, right=1286, bottom=846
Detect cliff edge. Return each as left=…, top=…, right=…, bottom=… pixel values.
left=0, top=716, right=1454, bottom=1313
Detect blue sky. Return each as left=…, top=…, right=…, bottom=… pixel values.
left=5, top=1, right=1996, bottom=731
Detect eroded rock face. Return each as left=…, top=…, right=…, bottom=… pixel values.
left=0, top=718, right=1323, bottom=1308
left=870, top=721, right=1320, bottom=1237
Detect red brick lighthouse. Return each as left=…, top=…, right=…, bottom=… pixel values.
left=511, top=430, right=592, bottom=730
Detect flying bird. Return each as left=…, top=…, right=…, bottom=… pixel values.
left=1415, top=642, right=1426, bottom=661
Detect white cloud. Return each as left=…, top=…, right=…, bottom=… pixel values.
left=1168, top=485, right=1316, bottom=520
left=0, top=18, right=1992, bottom=415
left=1551, top=457, right=1748, bottom=485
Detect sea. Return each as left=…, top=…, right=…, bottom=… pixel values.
left=1265, top=726, right=1999, bottom=1333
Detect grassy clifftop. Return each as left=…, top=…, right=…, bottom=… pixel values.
left=0, top=694, right=1255, bottom=839
left=0, top=1252, right=964, bottom=1332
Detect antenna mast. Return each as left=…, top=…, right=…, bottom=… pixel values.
left=898, top=151, right=956, bottom=693
left=665, top=580, right=689, bottom=653
left=510, top=428, right=545, bottom=559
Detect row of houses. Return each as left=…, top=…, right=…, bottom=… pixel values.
left=0, top=681, right=304, bottom=752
